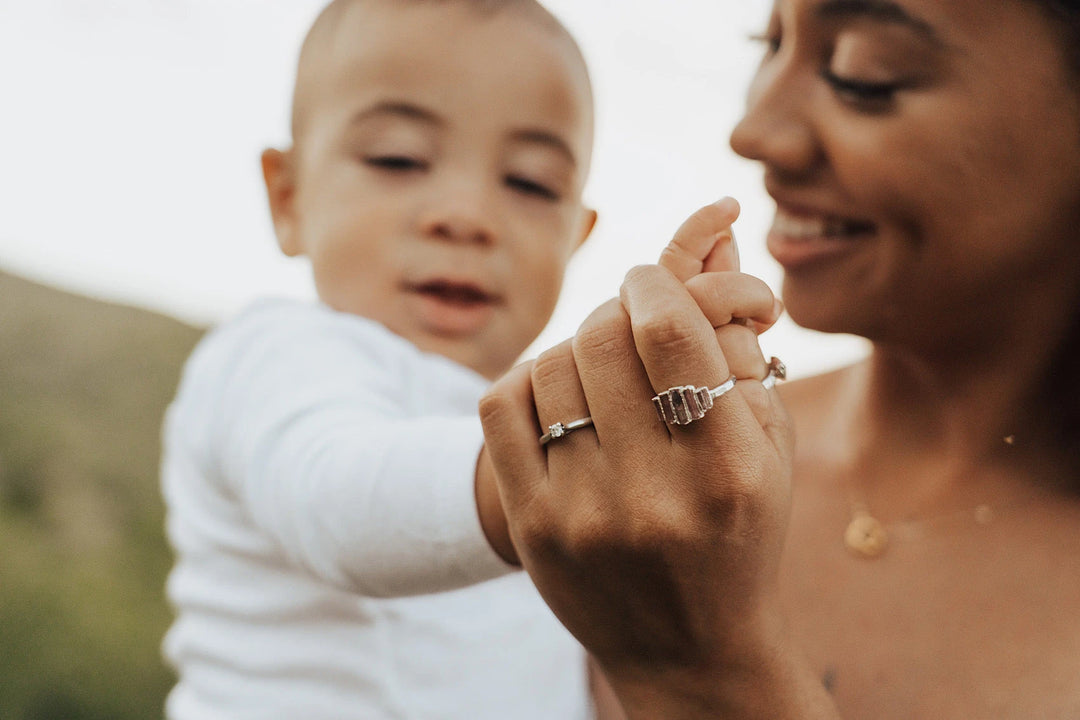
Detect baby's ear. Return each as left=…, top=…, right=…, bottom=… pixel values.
left=261, top=148, right=302, bottom=256
left=573, top=207, right=598, bottom=252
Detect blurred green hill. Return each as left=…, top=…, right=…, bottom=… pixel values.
left=0, top=270, right=204, bottom=720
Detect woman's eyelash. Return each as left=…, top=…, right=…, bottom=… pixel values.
left=821, top=72, right=900, bottom=103
left=748, top=32, right=781, bottom=54
left=747, top=26, right=901, bottom=107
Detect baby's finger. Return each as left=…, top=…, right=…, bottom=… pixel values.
left=684, top=272, right=783, bottom=331
left=657, top=197, right=741, bottom=282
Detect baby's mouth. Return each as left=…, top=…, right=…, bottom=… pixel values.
left=406, top=279, right=501, bottom=336
left=410, top=280, right=498, bottom=306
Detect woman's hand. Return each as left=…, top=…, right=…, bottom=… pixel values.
left=474, top=198, right=770, bottom=567
left=480, top=202, right=835, bottom=717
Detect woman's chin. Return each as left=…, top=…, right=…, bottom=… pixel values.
left=780, top=283, right=882, bottom=340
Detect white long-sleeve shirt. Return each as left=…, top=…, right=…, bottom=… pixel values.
left=161, top=299, right=588, bottom=720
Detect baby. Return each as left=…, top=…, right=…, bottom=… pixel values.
left=160, top=0, right=599, bottom=718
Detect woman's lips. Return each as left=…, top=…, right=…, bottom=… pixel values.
left=767, top=209, right=876, bottom=270
left=407, top=280, right=499, bottom=336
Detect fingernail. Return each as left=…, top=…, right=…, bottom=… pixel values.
left=712, top=224, right=741, bottom=271
left=713, top=196, right=738, bottom=213
left=772, top=297, right=785, bottom=320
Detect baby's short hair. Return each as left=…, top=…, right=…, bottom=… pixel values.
left=290, top=0, right=591, bottom=142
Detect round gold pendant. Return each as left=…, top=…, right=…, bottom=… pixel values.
left=844, top=512, right=889, bottom=559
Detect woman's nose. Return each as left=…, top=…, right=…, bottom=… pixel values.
left=729, top=61, right=822, bottom=177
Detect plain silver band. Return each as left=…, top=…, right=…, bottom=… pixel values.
left=539, top=416, right=595, bottom=445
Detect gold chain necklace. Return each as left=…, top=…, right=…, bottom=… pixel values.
left=841, top=435, right=1031, bottom=559
left=843, top=501, right=997, bottom=559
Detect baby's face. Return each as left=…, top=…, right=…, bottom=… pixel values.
left=274, top=1, right=594, bottom=379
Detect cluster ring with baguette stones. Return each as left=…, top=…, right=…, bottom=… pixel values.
left=651, top=375, right=736, bottom=426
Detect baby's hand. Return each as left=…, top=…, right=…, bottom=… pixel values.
left=657, top=197, right=783, bottom=333
left=658, top=196, right=741, bottom=281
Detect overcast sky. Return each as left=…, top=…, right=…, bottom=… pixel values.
left=0, top=0, right=868, bottom=376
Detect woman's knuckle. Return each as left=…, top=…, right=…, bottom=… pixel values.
left=564, top=509, right=613, bottom=555
left=624, top=508, right=680, bottom=549
left=636, top=313, right=699, bottom=355
left=478, top=387, right=511, bottom=428
left=574, top=307, right=630, bottom=359
left=532, top=344, right=575, bottom=387
left=514, top=503, right=561, bottom=549
left=623, top=263, right=661, bottom=286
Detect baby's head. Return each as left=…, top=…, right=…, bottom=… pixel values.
left=263, top=0, right=596, bottom=379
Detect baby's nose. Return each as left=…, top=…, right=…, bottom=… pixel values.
left=419, top=184, right=497, bottom=246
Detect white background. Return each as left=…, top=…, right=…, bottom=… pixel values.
left=0, top=0, right=868, bottom=376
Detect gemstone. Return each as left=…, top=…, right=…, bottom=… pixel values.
left=769, top=357, right=787, bottom=381
left=672, top=388, right=691, bottom=424
left=654, top=385, right=714, bottom=425
left=549, top=423, right=566, bottom=438
left=654, top=391, right=677, bottom=424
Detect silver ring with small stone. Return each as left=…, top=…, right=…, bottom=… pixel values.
left=652, top=375, right=736, bottom=426
left=539, top=416, right=595, bottom=445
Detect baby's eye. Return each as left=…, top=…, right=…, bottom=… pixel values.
left=364, top=155, right=427, bottom=171
left=506, top=175, right=559, bottom=202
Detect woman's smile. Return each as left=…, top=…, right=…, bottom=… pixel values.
left=767, top=206, right=877, bottom=271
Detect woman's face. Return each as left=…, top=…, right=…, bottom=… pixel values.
left=730, top=0, right=1080, bottom=347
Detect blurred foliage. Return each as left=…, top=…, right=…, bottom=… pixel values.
left=0, top=271, right=203, bottom=720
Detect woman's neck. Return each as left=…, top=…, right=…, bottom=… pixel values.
left=853, top=262, right=1077, bottom=459
left=828, top=324, right=1075, bottom=511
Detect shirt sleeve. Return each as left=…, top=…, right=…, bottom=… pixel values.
left=172, top=302, right=516, bottom=597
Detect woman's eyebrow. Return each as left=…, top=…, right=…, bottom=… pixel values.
left=815, top=0, right=942, bottom=45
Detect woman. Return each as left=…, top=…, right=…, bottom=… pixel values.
left=480, top=0, right=1080, bottom=717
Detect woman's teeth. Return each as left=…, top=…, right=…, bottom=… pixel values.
left=773, top=212, right=871, bottom=239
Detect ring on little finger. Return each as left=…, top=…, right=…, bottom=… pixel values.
left=761, top=356, right=787, bottom=390
left=652, top=375, right=736, bottom=426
